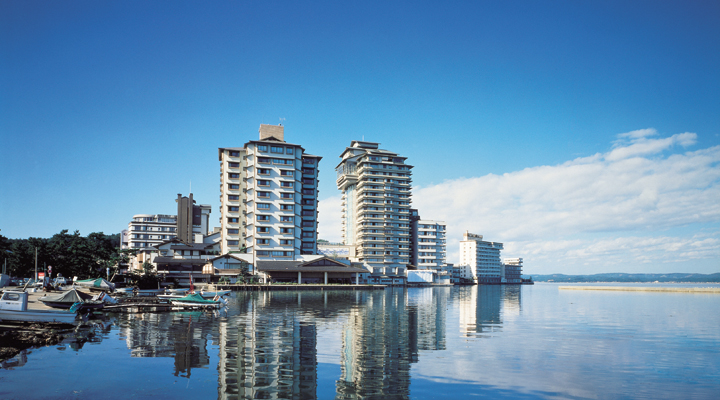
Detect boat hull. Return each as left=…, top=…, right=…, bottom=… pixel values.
left=0, top=309, right=77, bottom=324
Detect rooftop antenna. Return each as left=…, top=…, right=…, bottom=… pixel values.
left=189, top=181, right=192, bottom=194
left=279, top=117, right=285, bottom=126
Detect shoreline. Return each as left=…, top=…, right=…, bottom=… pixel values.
left=559, top=286, right=720, bottom=293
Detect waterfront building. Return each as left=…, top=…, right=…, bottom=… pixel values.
left=415, top=220, right=447, bottom=269
left=503, top=257, right=523, bottom=283
left=176, top=193, right=212, bottom=244
left=218, top=124, right=321, bottom=260
left=124, top=214, right=178, bottom=249
left=335, top=141, right=413, bottom=275
left=459, top=231, right=504, bottom=284
left=123, top=194, right=212, bottom=250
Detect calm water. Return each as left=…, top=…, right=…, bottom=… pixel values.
left=1, top=284, right=719, bottom=399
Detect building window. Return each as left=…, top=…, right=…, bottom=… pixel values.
left=258, top=157, right=271, bottom=164
left=302, top=221, right=314, bottom=227
left=229, top=162, right=240, bottom=168
left=257, top=227, right=269, bottom=233
left=303, top=158, right=315, bottom=164
left=302, top=178, right=314, bottom=185
left=280, top=204, right=293, bottom=211
left=228, top=195, right=240, bottom=200
left=258, top=145, right=268, bottom=152
left=228, top=184, right=240, bottom=190
left=228, top=173, right=240, bottom=179
left=258, top=168, right=271, bottom=175
left=280, top=181, right=293, bottom=188
left=302, top=189, right=314, bottom=195
left=302, top=231, right=314, bottom=237
left=302, top=168, right=314, bottom=174
left=273, top=158, right=293, bottom=165
left=229, top=151, right=240, bottom=157
left=257, top=215, right=270, bottom=221
left=280, top=239, right=292, bottom=245
left=227, top=229, right=239, bottom=234
left=271, top=146, right=284, bottom=153
left=258, top=180, right=270, bottom=187
left=302, top=242, right=314, bottom=249
left=257, top=203, right=270, bottom=210
left=258, top=191, right=270, bottom=198
left=281, top=228, right=293, bottom=234
left=280, top=216, right=293, bottom=222
left=302, top=199, right=314, bottom=205
left=227, top=217, right=239, bottom=223
left=280, top=193, right=293, bottom=199
left=228, top=240, right=239, bottom=246
left=228, top=206, right=240, bottom=212
left=302, top=210, right=314, bottom=216
left=257, top=239, right=270, bottom=245
left=280, top=170, right=293, bottom=177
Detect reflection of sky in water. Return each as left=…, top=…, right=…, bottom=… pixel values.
left=0, top=285, right=718, bottom=399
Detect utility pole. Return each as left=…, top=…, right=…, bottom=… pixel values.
left=34, top=247, right=38, bottom=282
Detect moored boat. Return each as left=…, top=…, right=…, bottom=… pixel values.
left=38, top=289, right=104, bottom=310
left=0, top=290, right=77, bottom=324
left=169, top=293, right=225, bottom=308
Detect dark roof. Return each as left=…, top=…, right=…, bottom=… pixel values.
left=153, top=257, right=208, bottom=265
left=256, top=257, right=368, bottom=273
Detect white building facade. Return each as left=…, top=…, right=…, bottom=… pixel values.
left=124, top=214, right=178, bottom=249
left=459, top=231, right=504, bottom=284
left=503, top=257, right=523, bottom=283
left=336, top=141, right=413, bottom=273
left=416, top=220, right=447, bottom=270
left=219, top=124, right=321, bottom=261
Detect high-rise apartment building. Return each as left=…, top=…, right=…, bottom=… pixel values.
left=176, top=193, right=212, bottom=243
left=336, top=141, right=413, bottom=271
left=219, top=124, right=321, bottom=260
left=459, top=231, right=504, bottom=284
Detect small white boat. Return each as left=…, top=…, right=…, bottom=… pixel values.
left=0, top=291, right=77, bottom=324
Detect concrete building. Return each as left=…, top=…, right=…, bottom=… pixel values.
left=336, top=141, right=413, bottom=275
left=218, top=124, right=321, bottom=260
left=459, top=231, right=504, bottom=284
left=414, top=220, right=447, bottom=270
left=124, top=214, right=178, bottom=249
left=503, top=257, right=523, bottom=283
left=176, top=193, right=212, bottom=244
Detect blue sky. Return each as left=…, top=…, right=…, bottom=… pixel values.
left=1, top=1, right=718, bottom=274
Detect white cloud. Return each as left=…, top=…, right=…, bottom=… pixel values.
left=317, top=194, right=343, bottom=243
left=319, top=130, right=720, bottom=273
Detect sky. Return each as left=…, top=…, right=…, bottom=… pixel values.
left=1, top=1, right=718, bottom=274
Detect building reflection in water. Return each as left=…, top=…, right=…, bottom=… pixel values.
left=111, top=286, right=522, bottom=398
left=458, top=285, right=521, bottom=338
left=117, top=312, right=214, bottom=378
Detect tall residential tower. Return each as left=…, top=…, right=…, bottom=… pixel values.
left=459, top=231, right=504, bottom=284
left=336, top=141, right=413, bottom=271
left=219, top=124, right=321, bottom=260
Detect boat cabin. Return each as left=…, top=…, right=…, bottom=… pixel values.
left=0, top=291, right=29, bottom=311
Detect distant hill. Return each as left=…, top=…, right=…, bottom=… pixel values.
left=527, top=273, right=720, bottom=283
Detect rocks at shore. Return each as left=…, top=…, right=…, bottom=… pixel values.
left=0, top=324, right=67, bottom=362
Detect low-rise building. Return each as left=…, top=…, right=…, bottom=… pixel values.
left=503, top=258, right=523, bottom=283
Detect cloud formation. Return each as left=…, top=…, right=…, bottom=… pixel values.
left=319, top=130, right=720, bottom=273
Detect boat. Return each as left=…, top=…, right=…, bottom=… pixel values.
left=38, top=289, right=106, bottom=310
left=169, top=293, right=226, bottom=308
left=74, top=278, right=116, bottom=292
left=0, top=290, right=77, bottom=324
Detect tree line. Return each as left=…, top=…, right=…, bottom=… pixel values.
left=0, top=230, right=133, bottom=281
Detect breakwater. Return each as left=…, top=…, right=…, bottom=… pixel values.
left=559, top=286, right=720, bottom=293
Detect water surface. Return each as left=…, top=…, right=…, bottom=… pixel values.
left=1, top=284, right=718, bottom=399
